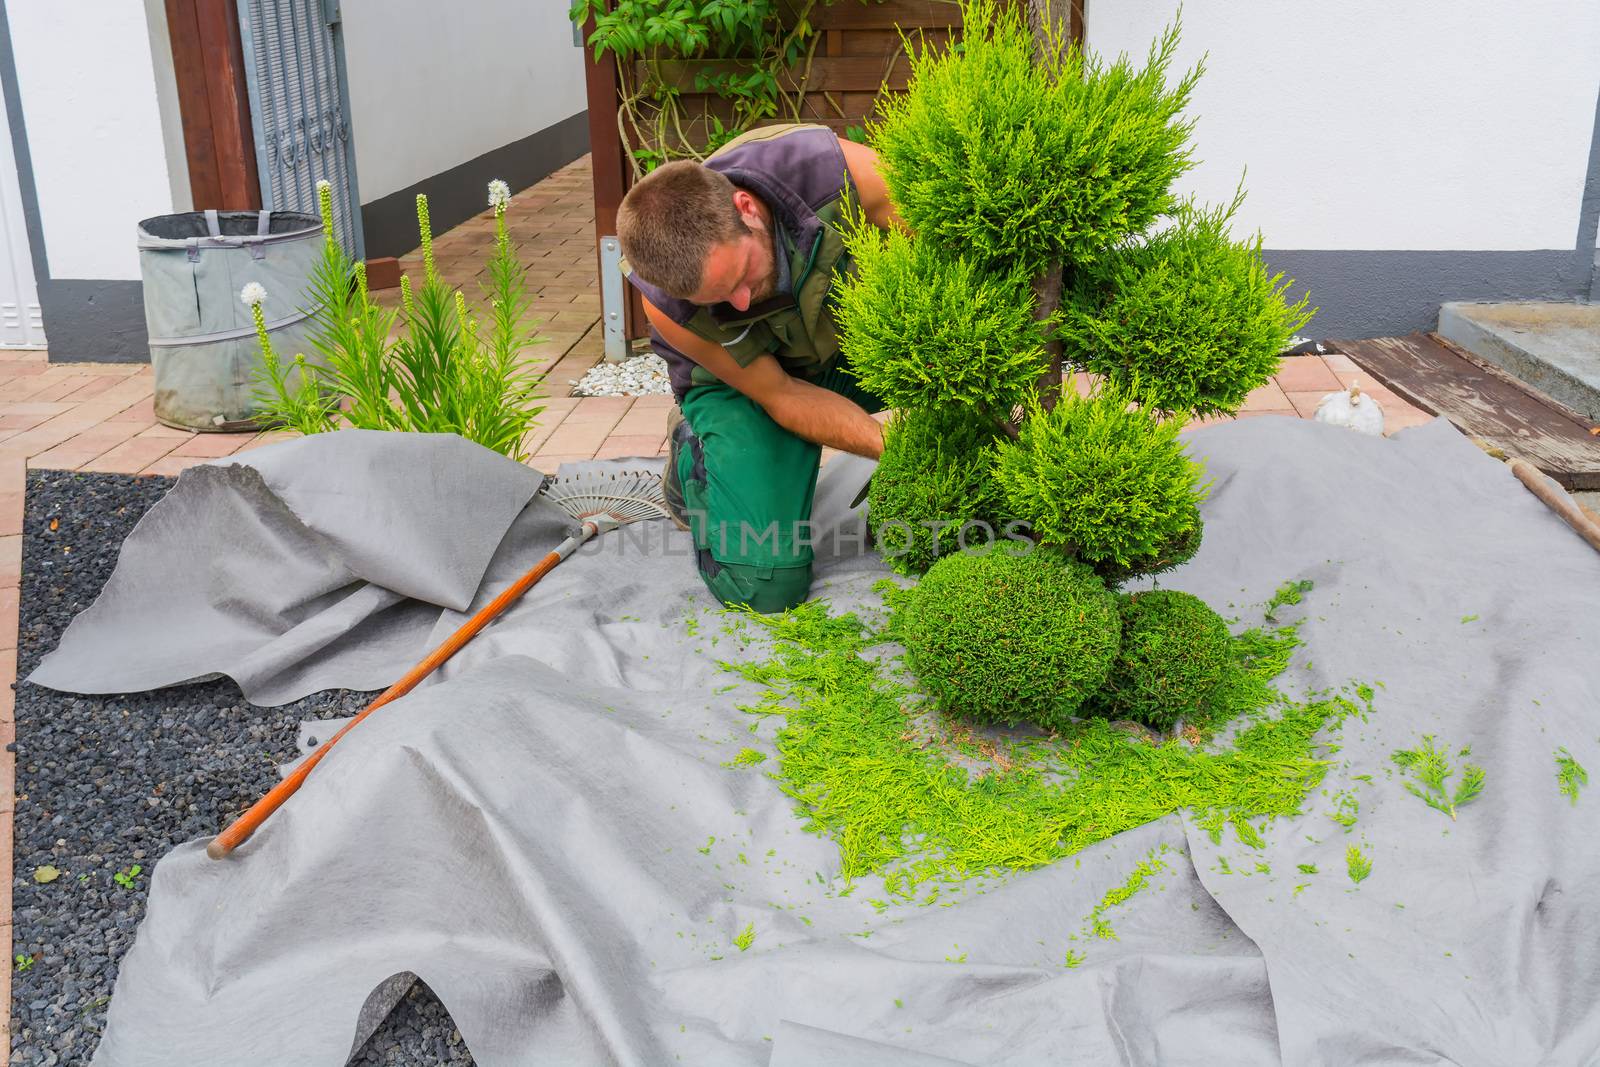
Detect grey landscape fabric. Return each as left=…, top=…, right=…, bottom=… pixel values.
left=30, top=421, right=1600, bottom=1065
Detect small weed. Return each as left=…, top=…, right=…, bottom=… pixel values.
left=1555, top=748, right=1587, bottom=805
left=14, top=953, right=33, bottom=972
left=1345, top=845, right=1372, bottom=884
left=1391, top=736, right=1484, bottom=819
left=113, top=865, right=143, bottom=890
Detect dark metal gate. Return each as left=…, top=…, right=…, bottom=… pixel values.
left=236, top=0, right=365, bottom=256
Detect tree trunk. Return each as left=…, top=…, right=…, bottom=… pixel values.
left=1032, top=261, right=1065, bottom=411
left=1028, top=1, right=1072, bottom=412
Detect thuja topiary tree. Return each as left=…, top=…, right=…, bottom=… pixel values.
left=840, top=1, right=1312, bottom=730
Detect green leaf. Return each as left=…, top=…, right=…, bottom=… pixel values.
left=33, top=865, right=59, bottom=884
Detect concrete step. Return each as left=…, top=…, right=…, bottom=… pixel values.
left=1438, top=301, right=1600, bottom=420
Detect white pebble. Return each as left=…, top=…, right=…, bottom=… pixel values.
left=573, top=354, right=672, bottom=397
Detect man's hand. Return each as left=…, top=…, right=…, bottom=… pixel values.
left=644, top=300, right=885, bottom=459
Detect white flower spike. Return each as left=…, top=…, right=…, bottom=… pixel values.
left=239, top=282, right=268, bottom=307
left=316, top=178, right=332, bottom=193
left=487, top=179, right=511, bottom=209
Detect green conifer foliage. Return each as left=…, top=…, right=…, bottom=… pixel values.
left=871, top=0, right=1200, bottom=274
left=994, top=385, right=1206, bottom=578
left=1060, top=195, right=1315, bottom=417
left=838, top=223, right=1048, bottom=421
left=868, top=407, right=1011, bottom=576
left=1099, top=590, right=1232, bottom=730
left=899, top=548, right=1121, bottom=730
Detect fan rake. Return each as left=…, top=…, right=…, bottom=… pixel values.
left=207, top=467, right=672, bottom=859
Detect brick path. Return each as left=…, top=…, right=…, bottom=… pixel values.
left=0, top=150, right=1433, bottom=1022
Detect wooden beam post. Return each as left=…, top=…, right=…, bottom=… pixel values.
left=165, top=0, right=261, bottom=211
left=580, top=16, right=643, bottom=341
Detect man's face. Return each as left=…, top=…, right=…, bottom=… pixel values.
left=687, top=191, right=777, bottom=312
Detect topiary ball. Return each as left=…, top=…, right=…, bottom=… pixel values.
left=1101, top=589, right=1232, bottom=730
left=899, top=547, right=1121, bottom=730
left=869, top=407, right=1011, bottom=577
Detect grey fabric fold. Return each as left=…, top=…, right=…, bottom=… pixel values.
left=27, top=429, right=552, bottom=705
left=47, top=418, right=1600, bottom=1065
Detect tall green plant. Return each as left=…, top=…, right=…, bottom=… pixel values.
left=250, top=179, right=545, bottom=461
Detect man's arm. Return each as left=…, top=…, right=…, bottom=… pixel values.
left=644, top=300, right=884, bottom=460
left=838, top=137, right=903, bottom=231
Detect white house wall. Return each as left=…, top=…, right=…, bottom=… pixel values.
left=340, top=0, right=590, bottom=258
left=7, top=2, right=183, bottom=281
left=1087, top=0, right=1600, bottom=335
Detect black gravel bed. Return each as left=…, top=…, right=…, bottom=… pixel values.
left=11, top=470, right=473, bottom=1065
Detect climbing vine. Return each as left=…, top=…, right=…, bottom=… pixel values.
left=569, top=0, right=890, bottom=176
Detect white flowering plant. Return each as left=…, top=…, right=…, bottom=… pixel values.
left=251, top=179, right=546, bottom=459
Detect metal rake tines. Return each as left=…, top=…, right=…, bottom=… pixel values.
left=540, top=468, right=671, bottom=524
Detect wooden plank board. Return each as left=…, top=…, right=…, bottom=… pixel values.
left=1338, top=333, right=1600, bottom=490
left=650, top=56, right=915, bottom=94
left=803, top=0, right=965, bottom=31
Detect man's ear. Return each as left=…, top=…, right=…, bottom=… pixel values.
left=732, top=189, right=763, bottom=228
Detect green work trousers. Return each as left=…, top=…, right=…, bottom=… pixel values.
left=673, top=362, right=883, bottom=613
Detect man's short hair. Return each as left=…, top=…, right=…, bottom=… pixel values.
left=618, top=161, right=745, bottom=299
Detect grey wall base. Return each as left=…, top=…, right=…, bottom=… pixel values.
left=1262, top=249, right=1591, bottom=340
left=360, top=111, right=591, bottom=262
left=38, top=280, right=148, bottom=363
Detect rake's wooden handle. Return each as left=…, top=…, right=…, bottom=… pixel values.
left=208, top=526, right=592, bottom=859
left=1507, top=459, right=1600, bottom=555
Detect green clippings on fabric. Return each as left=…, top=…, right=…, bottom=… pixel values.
left=1555, top=748, right=1588, bottom=805
left=1460, top=614, right=1478, bottom=624
left=712, top=588, right=1365, bottom=897
left=894, top=998, right=905, bottom=1008
left=1263, top=579, right=1314, bottom=622
left=734, top=923, right=756, bottom=952
left=1292, top=882, right=1310, bottom=897
left=1328, top=788, right=1359, bottom=831
left=1063, top=949, right=1085, bottom=968
left=1231, top=815, right=1265, bottom=850
left=1073, top=847, right=1173, bottom=944
left=1297, top=863, right=1318, bottom=875
left=697, top=836, right=715, bottom=856
left=1345, top=845, right=1372, bottom=884
left=1391, top=735, right=1485, bottom=819
left=727, top=748, right=767, bottom=767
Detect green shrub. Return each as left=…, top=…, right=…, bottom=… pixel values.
left=838, top=222, right=1048, bottom=422
left=995, top=385, right=1206, bottom=581
left=871, top=0, right=1200, bottom=275
left=899, top=548, right=1120, bottom=729
left=869, top=407, right=1012, bottom=576
left=1059, top=195, right=1315, bottom=417
left=251, top=180, right=545, bottom=460
left=1099, top=590, right=1231, bottom=730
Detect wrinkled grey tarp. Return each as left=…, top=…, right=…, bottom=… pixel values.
left=31, top=421, right=1600, bottom=1065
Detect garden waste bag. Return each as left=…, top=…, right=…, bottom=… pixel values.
left=25, top=420, right=1600, bottom=1066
